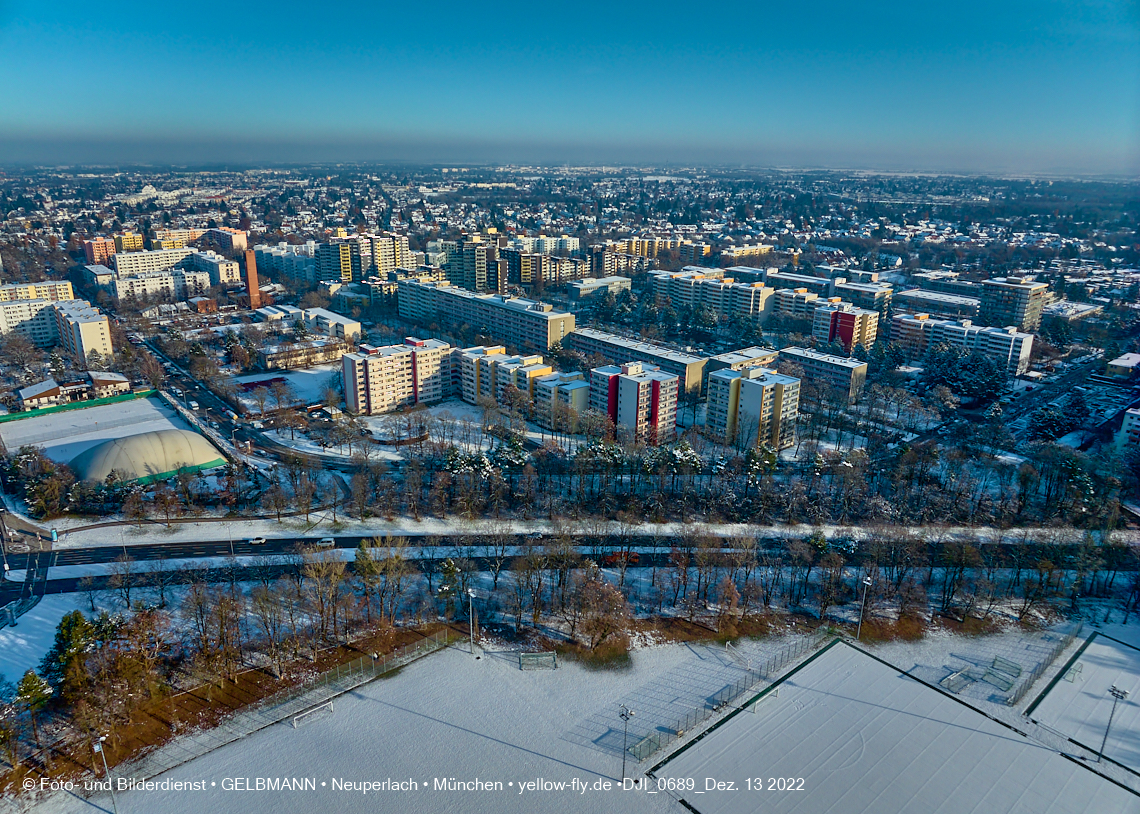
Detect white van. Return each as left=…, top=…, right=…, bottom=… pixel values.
left=316, top=538, right=335, bottom=549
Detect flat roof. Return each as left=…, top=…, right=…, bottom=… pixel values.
left=896, top=288, right=980, bottom=305
left=779, top=346, right=867, bottom=369
left=709, top=347, right=779, bottom=365
left=571, top=328, right=705, bottom=365
left=654, top=642, right=1137, bottom=814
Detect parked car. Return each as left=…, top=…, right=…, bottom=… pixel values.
left=247, top=537, right=267, bottom=546
left=315, top=537, right=335, bottom=549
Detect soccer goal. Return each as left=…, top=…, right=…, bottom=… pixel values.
left=519, top=652, right=558, bottom=670
left=292, top=700, right=334, bottom=728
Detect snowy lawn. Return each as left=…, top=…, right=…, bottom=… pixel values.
left=0, top=594, right=92, bottom=684
left=233, top=364, right=341, bottom=411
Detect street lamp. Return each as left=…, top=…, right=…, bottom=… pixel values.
left=856, top=576, right=873, bottom=641
left=94, top=735, right=119, bottom=814
left=1099, top=686, right=1129, bottom=763
left=467, top=588, right=478, bottom=658
left=619, top=705, right=635, bottom=781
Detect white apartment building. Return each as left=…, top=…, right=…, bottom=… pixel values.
left=706, top=367, right=800, bottom=450
left=397, top=280, right=575, bottom=350
left=0, top=299, right=59, bottom=346
left=649, top=269, right=775, bottom=321
left=777, top=347, right=868, bottom=403
left=888, top=314, right=1034, bottom=376
left=566, top=328, right=706, bottom=393
left=342, top=337, right=452, bottom=415
left=303, top=308, right=361, bottom=342
left=111, top=248, right=195, bottom=277
left=111, top=269, right=211, bottom=300
left=534, top=372, right=590, bottom=428
left=589, top=362, right=678, bottom=445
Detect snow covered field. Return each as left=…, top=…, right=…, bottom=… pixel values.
left=1027, top=633, right=1140, bottom=771
left=0, top=398, right=191, bottom=465
left=654, top=642, right=1139, bottom=814
left=233, top=365, right=340, bottom=411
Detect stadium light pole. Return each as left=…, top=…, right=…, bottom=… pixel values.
left=467, top=588, right=477, bottom=657
left=856, top=576, right=873, bottom=641
left=94, top=736, right=119, bottom=814
left=619, top=705, right=635, bottom=781
left=1098, top=686, right=1129, bottom=763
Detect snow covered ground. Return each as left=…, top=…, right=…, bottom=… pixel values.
left=0, top=398, right=192, bottom=465
left=0, top=593, right=91, bottom=684
left=233, top=365, right=340, bottom=411
left=1027, top=632, right=1140, bottom=771
left=654, top=641, right=1139, bottom=814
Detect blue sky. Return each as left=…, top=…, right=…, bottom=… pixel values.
left=0, top=0, right=1137, bottom=173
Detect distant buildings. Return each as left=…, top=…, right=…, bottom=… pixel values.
left=589, top=362, right=679, bottom=445
left=978, top=276, right=1050, bottom=332
left=566, top=328, right=706, bottom=394
left=706, top=366, right=800, bottom=450
left=777, top=347, right=867, bottom=403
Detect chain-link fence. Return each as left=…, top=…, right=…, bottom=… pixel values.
left=629, top=633, right=831, bottom=764
left=1005, top=621, right=1084, bottom=708
left=116, top=629, right=456, bottom=782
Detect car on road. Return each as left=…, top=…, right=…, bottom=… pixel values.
left=315, top=537, right=335, bottom=549
left=247, top=537, right=267, bottom=546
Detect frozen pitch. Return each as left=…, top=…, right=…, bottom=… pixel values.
left=653, top=641, right=1139, bottom=814
left=1028, top=632, right=1140, bottom=773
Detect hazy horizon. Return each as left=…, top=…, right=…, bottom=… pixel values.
left=1, top=0, right=1138, bottom=176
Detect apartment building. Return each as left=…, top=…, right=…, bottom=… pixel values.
left=452, top=346, right=551, bottom=404
left=833, top=280, right=893, bottom=315
left=706, top=347, right=780, bottom=379
left=649, top=269, right=775, bottom=322
left=777, top=347, right=868, bottom=403
left=303, top=308, right=361, bottom=342
left=773, top=287, right=821, bottom=319
left=83, top=236, right=116, bottom=265
left=316, top=241, right=354, bottom=283
left=0, top=299, right=60, bottom=346
left=254, top=243, right=319, bottom=286
left=111, top=269, right=210, bottom=300
left=153, top=227, right=207, bottom=244
left=764, top=270, right=839, bottom=296
left=812, top=300, right=879, bottom=351
left=53, top=300, right=114, bottom=361
left=111, top=247, right=195, bottom=277
left=720, top=243, right=773, bottom=260
left=893, top=289, right=980, bottom=319
left=114, top=233, right=145, bottom=252
left=342, top=337, right=452, bottom=415
left=567, top=276, right=632, bottom=303
left=258, top=338, right=347, bottom=370
left=534, top=372, right=590, bottom=428
left=888, top=314, right=1034, bottom=376
left=397, top=280, right=575, bottom=350
left=589, top=362, right=678, bottom=445
left=978, top=276, right=1050, bottom=332
left=566, top=328, right=706, bottom=394
left=0, top=281, right=74, bottom=302
left=502, top=249, right=588, bottom=289
left=206, top=227, right=248, bottom=252
left=706, top=366, right=799, bottom=450
left=185, top=250, right=242, bottom=286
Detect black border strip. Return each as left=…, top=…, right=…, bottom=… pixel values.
left=1025, top=630, right=1098, bottom=717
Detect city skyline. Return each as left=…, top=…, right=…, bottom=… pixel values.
left=0, top=0, right=1137, bottom=174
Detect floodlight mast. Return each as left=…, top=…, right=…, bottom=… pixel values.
left=94, top=735, right=119, bottom=814
left=468, top=588, right=477, bottom=657
left=856, top=576, right=873, bottom=641
left=619, top=705, right=635, bottom=781
left=1098, top=686, right=1129, bottom=763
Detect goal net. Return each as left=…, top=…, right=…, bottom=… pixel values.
left=292, top=700, right=335, bottom=728
left=519, top=652, right=558, bottom=670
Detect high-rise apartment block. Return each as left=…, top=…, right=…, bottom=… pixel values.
left=589, top=362, right=678, bottom=445
left=812, top=300, right=879, bottom=351
left=893, top=289, right=980, bottom=319
left=534, top=372, right=590, bottom=428
left=0, top=281, right=74, bottom=302
left=978, top=276, right=1050, bottom=332
left=254, top=243, right=318, bottom=286
left=83, top=237, right=116, bottom=265
left=315, top=242, right=354, bottom=283
left=566, top=328, right=705, bottom=393
left=185, top=250, right=242, bottom=286
left=777, top=347, right=868, bottom=403
left=649, top=268, right=775, bottom=322
left=111, top=270, right=211, bottom=301
left=706, top=366, right=799, bottom=450
left=889, top=314, right=1034, bottom=376
left=397, top=280, right=574, bottom=350
left=53, top=300, right=114, bottom=361
left=114, top=233, right=145, bottom=252
left=111, top=247, right=195, bottom=277
left=502, top=249, right=588, bottom=289
left=454, top=346, right=552, bottom=404
left=342, top=338, right=452, bottom=415
left=773, top=288, right=821, bottom=318
left=567, top=276, right=632, bottom=303
left=833, top=280, right=893, bottom=315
